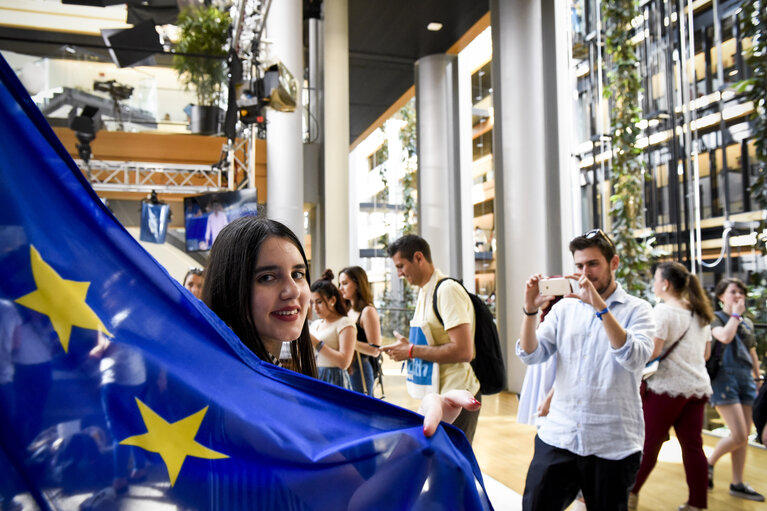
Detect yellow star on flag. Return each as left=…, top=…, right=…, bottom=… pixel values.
left=120, top=398, right=228, bottom=486
left=14, top=245, right=112, bottom=352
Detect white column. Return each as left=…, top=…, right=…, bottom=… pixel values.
left=323, top=0, right=351, bottom=271
left=265, top=0, right=304, bottom=238
left=415, top=54, right=464, bottom=277
left=490, top=0, right=572, bottom=392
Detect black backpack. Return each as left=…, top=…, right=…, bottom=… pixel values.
left=432, top=278, right=506, bottom=395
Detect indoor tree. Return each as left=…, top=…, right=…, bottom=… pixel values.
left=602, top=0, right=655, bottom=298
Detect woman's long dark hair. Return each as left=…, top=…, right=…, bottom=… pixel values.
left=310, top=269, right=348, bottom=317
left=656, top=261, right=714, bottom=324
left=202, top=216, right=317, bottom=377
left=339, top=265, right=374, bottom=312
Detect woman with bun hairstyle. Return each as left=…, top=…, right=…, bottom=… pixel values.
left=202, top=216, right=317, bottom=377
left=338, top=266, right=381, bottom=396
left=629, top=262, right=714, bottom=511
left=310, top=270, right=356, bottom=389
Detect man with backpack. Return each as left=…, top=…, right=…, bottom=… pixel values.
left=382, top=235, right=482, bottom=443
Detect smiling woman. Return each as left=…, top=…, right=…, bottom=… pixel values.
left=202, top=216, right=317, bottom=377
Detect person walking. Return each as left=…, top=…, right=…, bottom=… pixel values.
left=629, top=262, right=714, bottom=511
left=706, top=277, right=764, bottom=502
left=382, top=235, right=481, bottom=444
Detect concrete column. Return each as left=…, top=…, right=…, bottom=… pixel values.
left=265, top=0, right=304, bottom=238
left=490, top=0, right=575, bottom=392
left=415, top=54, right=466, bottom=278
left=323, top=0, right=351, bottom=272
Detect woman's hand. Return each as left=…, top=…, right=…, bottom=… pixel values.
left=732, top=296, right=746, bottom=316
left=537, top=388, right=554, bottom=418
left=419, top=390, right=481, bottom=437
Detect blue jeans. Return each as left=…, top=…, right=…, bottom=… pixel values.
left=101, top=383, right=148, bottom=480
left=317, top=367, right=351, bottom=390
left=349, top=356, right=375, bottom=396
left=0, top=382, right=19, bottom=502
left=710, top=368, right=757, bottom=407
left=13, top=362, right=51, bottom=447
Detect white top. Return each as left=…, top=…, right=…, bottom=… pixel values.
left=311, top=316, right=356, bottom=368
left=0, top=299, right=20, bottom=384
left=516, top=283, right=655, bottom=460
left=517, top=353, right=557, bottom=426
left=12, top=320, right=53, bottom=365
left=99, top=342, right=147, bottom=386
left=645, top=303, right=712, bottom=398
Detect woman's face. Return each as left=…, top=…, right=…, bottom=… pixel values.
left=338, top=272, right=357, bottom=302
left=311, top=291, right=333, bottom=320
left=184, top=274, right=203, bottom=299
left=719, top=282, right=746, bottom=310
left=250, top=236, right=310, bottom=350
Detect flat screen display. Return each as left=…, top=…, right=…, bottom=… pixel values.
left=184, top=189, right=260, bottom=252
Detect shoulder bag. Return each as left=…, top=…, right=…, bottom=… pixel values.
left=642, top=310, right=693, bottom=381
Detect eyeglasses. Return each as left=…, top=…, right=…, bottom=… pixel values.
left=187, top=267, right=204, bottom=276
left=584, top=228, right=615, bottom=249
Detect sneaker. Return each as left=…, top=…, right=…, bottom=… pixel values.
left=707, top=464, right=714, bottom=489
left=628, top=492, right=638, bottom=510
left=729, top=482, right=765, bottom=502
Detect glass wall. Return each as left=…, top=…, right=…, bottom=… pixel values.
left=570, top=0, right=760, bottom=271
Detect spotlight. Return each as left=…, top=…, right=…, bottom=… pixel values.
left=68, top=105, right=101, bottom=164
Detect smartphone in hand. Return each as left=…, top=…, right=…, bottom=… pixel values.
left=539, top=277, right=572, bottom=296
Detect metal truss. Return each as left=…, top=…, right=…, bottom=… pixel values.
left=78, top=159, right=224, bottom=195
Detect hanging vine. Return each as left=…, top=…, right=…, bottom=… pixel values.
left=399, top=99, right=418, bottom=235
left=739, top=0, right=767, bottom=217
left=378, top=100, right=418, bottom=336
left=602, top=0, right=654, bottom=297
left=737, top=0, right=767, bottom=369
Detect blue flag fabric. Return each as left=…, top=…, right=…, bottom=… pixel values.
left=0, top=55, right=493, bottom=510
left=139, top=202, right=171, bottom=244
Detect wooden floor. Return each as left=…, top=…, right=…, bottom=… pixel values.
left=380, top=359, right=767, bottom=510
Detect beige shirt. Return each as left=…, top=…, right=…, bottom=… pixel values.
left=413, top=270, right=480, bottom=395
left=311, top=316, right=356, bottom=368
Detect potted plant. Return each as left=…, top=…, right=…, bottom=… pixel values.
left=172, top=5, right=231, bottom=135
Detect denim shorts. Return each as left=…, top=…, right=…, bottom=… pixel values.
left=710, top=369, right=757, bottom=407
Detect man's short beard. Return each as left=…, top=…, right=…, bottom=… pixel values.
left=596, top=273, right=614, bottom=296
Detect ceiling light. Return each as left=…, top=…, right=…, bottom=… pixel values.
left=427, top=22, right=443, bottom=32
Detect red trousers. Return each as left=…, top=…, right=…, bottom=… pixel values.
left=632, top=389, right=708, bottom=509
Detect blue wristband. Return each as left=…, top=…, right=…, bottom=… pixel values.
left=595, top=307, right=609, bottom=321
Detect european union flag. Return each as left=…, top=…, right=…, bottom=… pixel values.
left=0, top=55, right=492, bottom=510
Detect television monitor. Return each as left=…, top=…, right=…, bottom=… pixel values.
left=184, top=189, right=260, bottom=252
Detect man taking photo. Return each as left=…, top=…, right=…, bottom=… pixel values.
left=517, top=229, right=654, bottom=510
